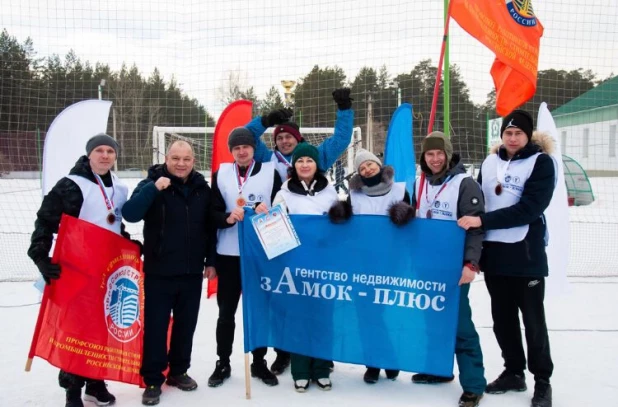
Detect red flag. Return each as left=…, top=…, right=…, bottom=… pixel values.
left=450, top=0, right=544, bottom=115
left=208, top=100, right=253, bottom=298
left=28, top=215, right=144, bottom=385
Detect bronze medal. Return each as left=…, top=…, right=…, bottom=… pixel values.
left=236, top=195, right=247, bottom=207
left=106, top=212, right=116, bottom=224
left=495, top=182, right=503, bottom=196
left=426, top=209, right=433, bottom=219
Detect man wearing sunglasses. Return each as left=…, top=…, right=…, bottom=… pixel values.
left=458, top=110, right=556, bottom=407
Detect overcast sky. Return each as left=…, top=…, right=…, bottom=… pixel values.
left=2, top=0, right=616, bottom=118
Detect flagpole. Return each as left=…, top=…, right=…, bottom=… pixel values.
left=443, top=0, right=451, bottom=137
left=428, top=0, right=454, bottom=134
left=245, top=353, right=252, bottom=399
left=25, top=284, right=50, bottom=371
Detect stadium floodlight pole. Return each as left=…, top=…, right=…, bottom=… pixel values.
left=428, top=0, right=454, bottom=134
left=98, top=79, right=106, bottom=100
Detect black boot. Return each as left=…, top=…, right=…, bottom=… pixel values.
left=141, top=385, right=161, bottom=406
left=486, top=370, right=527, bottom=394
left=270, top=352, right=291, bottom=375
left=208, top=360, right=232, bottom=388
left=166, top=373, right=198, bottom=391
left=84, top=380, right=116, bottom=405
left=459, top=391, right=483, bottom=407
left=65, top=388, right=84, bottom=407
left=251, top=359, right=279, bottom=386
left=363, top=367, right=380, bottom=384
left=531, top=380, right=552, bottom=407
left=385, top=369, right=400, bottom=380
left=412, top=373, right=455, bottom=384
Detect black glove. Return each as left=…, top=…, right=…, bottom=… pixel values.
left=328, top=201, right=352, bottom=224
left=332, top=88, right=353, bottom=110
left=35, top=258, right=61, bottom=285
left=261, top=108, right=293, bottom=127
left=388, top=202, right=416, bottom=226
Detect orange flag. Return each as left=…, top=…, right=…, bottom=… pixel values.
left=450, top=0, right=544, bottom=115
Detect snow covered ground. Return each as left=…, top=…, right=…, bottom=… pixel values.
left=1, top=276, right=617, bottom=406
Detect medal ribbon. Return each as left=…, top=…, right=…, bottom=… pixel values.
left=274, top=151, right=292, bottom=167
left=422, top=175, right=453, bottom=217
left=496, top=159, right=512, bottom=185
left=233, top=159, right=256, bottom=195
left=92, top=171, right=115, bottom=212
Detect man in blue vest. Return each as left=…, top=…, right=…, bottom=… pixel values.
left=459, top=110, right=555, bottom=407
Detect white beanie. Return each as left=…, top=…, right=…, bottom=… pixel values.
left=354, top=149, right=382, bottom=173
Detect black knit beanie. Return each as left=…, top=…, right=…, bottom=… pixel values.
left=500, top=110, right=533, bottom=140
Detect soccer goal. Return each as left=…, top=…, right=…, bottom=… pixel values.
left=152, top=126, right=363, bottom=187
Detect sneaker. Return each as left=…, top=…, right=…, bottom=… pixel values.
left=412, top=373, right=455, bottom=384
left=531, top=380, right=552, bottom=407
left=485, top=370, right=527, bottom=394
left=314, top=378, right=332, bottom=391
left=363, top=368, right=380, bottom=384
left=385, top=369, right=400, bottom=380
left=294, top=379, right=310, bottom=393
left=459, top=391, right=483, bottom=407
left=141, top=386, right=161, bottom=406
left=270, top=352, right=291, bottom=375
left=208, top=360, right=232, bottom=388
left=166, top=373, right=198, bottom=391
left=65, top=388, right=84, bottom=407
left=251, top=359, right=279, bottom=386
left=84, top=381, right=116, bottom=406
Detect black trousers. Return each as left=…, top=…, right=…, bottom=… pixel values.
left=58, top=370, right=104, bottom=389
left=216, top=254, right=288, bottom=362
left=485, top=275, right=553, bottom=382
left=141, top=274, right=203, bottom=386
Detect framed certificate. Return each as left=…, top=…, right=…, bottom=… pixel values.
left=250, top=204, right=301, bottom=260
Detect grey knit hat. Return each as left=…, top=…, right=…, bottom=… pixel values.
left=354, top=149, right=382, bottom=173
left=86, top=133, right=119, bottom=156
left=228, top=127, right=256, bottom=151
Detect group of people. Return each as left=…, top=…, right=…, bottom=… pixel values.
left=29, top=91, right=555, bottom=407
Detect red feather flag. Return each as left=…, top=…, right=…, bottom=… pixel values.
left=208, top=100, right=253, bottom=298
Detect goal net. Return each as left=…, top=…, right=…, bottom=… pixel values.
left=155, top=126, right=363, bottom=189
left=0, top=0, right=617, bottom=281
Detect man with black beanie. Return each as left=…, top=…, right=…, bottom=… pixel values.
left=459, top=109, right=556, bottom=407
left=207, top=127, right=283, bottom=388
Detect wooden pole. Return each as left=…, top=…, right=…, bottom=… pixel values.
left=244, top=353, right=251, bottom=399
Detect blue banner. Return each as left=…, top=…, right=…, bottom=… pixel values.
left=239, top=215, right=464, bottom=376
left=384, top=103, right=415, bottom=194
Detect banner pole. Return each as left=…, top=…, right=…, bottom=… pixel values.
left=25, top=284, right=50, bottom=371
left=428, top=0, right=454, bottom=134
left=244, top=353, right=251, bottom=399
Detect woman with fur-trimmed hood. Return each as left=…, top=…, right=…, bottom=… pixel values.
left=328, top=149, right=415, bottom=226
left=328, top=149, right=413, bottom=385
left=458, top=110, right=556, bottom=407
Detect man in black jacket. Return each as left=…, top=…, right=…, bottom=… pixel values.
left=459, top=110, right=555, bottom=407
left=122, top=140, right=215, bottom=406
left=28, top=134, right=126, bottom=407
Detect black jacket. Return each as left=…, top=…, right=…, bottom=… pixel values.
left=412, top=154, right=485, bottom=267
left=28, top=156, right=130, bottom=264
left=122, top=164, right=214, bottom=276
left=478, top=135, right=556, bottom=277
